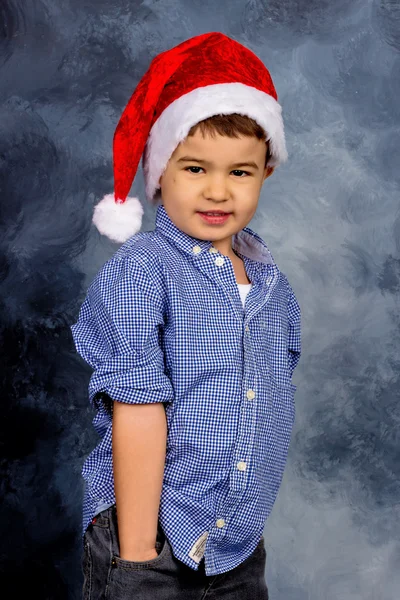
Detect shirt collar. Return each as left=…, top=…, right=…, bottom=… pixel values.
left=154, top=204, right=275, bottom=266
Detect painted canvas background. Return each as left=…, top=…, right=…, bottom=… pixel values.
left=1, top=1, right=399, bottom=598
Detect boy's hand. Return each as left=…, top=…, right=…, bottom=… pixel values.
left=120, top=546, right=159, bottom=562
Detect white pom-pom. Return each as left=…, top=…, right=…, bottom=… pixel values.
left=92, top=194, right=144, bottom=243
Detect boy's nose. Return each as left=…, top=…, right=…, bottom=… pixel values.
left=203, top=175, right=230, bottom=201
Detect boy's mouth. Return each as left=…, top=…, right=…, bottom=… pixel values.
left=197, top=211, right=232, bottom=225
left=197, top=211, right=231, bottom=215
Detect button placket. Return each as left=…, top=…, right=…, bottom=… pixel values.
left=198, top=243, right=256, bottom=496
left=206, top=246, right=244, bottom=319
left=239, top=390, right=255, bottom=473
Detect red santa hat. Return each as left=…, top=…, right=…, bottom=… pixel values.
left=92, top=31, right=288, bottom=243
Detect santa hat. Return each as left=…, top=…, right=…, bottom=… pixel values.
left=92, top=31, right=288, bottom=243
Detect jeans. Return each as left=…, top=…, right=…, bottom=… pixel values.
left=82, top=504, right=269, bottom=599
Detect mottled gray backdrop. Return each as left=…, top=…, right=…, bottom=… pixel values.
left=1, top=1, right=399, bottom=598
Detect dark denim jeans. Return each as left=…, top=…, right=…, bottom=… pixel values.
left=82, top=504, right=269, bottom=599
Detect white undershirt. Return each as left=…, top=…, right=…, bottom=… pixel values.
left=237, top=282, right=252, bottom=308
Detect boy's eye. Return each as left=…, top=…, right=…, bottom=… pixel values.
left=186, top=166, right=204, bottom=174
left=185, top=167, right=250, bottom=177
left=231, top=170, right=249, bottom=177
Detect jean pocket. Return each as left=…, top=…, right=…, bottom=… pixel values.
left=109, top=508, right=171, bottom=572
left=111, top=532, right=169, bottom=570
left=105, top=535, right=171, bottom=600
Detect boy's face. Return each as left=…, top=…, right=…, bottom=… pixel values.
left=158, top=128, right=274, bottom=258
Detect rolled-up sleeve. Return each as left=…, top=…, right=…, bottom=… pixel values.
left=287, top=280, right=301, bottom=380
left=70, top=256, right=174, bottom=415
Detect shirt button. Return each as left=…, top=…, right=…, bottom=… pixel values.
left=216, top=518, right=225, bottom=528
left=246, top=389, right=256, bottom=400
left=209, top=247, right=218, bottom=253
left=245, top=325, right=250, bottom=332
left=192, top=245, right=202, bottom=254
left=237, top=461, right=247, bottom=471
left=215, top=256, right=225, bottom=266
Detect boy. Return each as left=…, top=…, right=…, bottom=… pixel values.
left=71, top=32, right=301, bottom=599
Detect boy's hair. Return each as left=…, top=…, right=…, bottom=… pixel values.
left=188, top=113, right=272, bottom=167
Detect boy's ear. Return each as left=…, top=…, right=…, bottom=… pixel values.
left=263, top=165, right=275, bottom=181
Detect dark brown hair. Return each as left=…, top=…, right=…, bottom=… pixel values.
left=188, top=113, right=272, bottom=167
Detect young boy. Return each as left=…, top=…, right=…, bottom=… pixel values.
left=71, top=32, right=301, bottom=599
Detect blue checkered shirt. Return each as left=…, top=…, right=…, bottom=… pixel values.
left=70, top=204, right=301, bottom=576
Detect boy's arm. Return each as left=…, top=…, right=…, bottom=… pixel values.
left=70, top=257, right=174, bottom=557
left=287, top=280, right=301, bottom=380
left=112, top=400, right=167, bottom=561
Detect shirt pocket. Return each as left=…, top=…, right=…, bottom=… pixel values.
left=255, top=298, right=288, bottom=350
left=259, top=296, right=286, bottom=328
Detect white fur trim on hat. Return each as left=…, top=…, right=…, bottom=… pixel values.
left=92, top=193, right=144, bottom=243
left=142, top=82, right=288, bottom=204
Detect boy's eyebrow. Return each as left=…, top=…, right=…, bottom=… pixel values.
left=176, top=156, right=259, bottom=170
